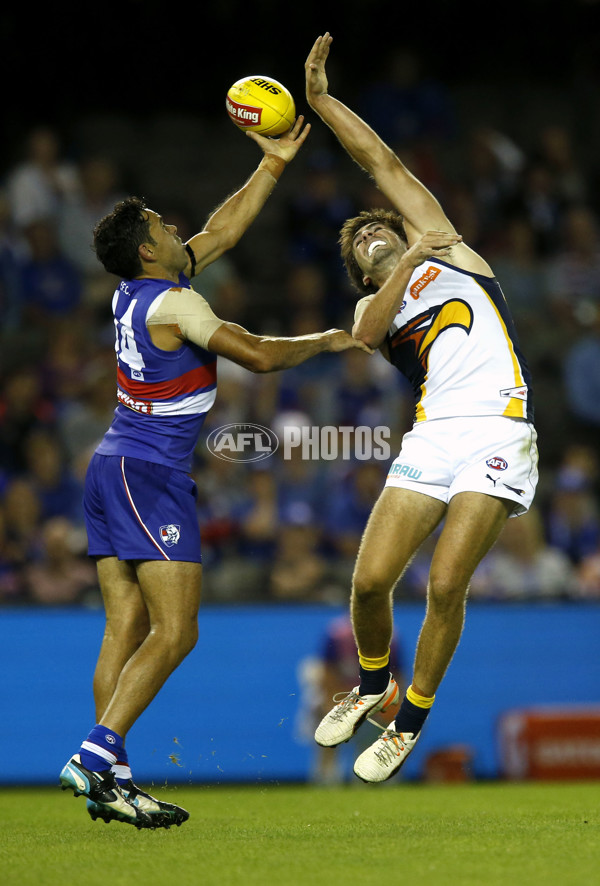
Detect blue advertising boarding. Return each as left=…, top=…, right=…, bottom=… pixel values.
left=1, top=602, right=599, bottom=784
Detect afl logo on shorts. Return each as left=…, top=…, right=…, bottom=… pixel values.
left=160, top=524, right=181, bottom=547
left=486, top=456, right=508, bottom=471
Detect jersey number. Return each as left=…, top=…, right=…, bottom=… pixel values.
left=115, top=299, right=146, bottom=379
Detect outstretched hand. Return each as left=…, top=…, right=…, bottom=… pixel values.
left=323, top=329, right=374, bottom=354
left=246, top=115, right=311, bottom=162
left=305, top=32, right=333, bottom=104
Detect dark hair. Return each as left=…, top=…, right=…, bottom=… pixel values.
left=339, top=208, right=408, bottom=294
left=93, top=196, right=155, bottom=279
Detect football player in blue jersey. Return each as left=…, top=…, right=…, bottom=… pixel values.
left=59, top=115, right=372, bottom=829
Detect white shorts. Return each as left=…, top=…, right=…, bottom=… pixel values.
left=385, top=416, right=538, bottom=517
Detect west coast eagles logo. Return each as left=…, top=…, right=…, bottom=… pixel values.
left=160, top=524, right=181, bottom=547
left=390, top=298, right=474, bottom=380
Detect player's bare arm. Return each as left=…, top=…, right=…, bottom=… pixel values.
left=147, top=287, right=372, bottom=365
left=185, top=116, right=310, bottom=275
left=205, top=322, right=372, bottom=373
left=305, top=34, right=492, bottom=276
left=353, top=231, right=463, bottom=349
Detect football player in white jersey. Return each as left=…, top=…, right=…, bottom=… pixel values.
left=306, top=33, right=539, bottom=783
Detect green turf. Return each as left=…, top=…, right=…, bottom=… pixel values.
left=0, top=781, right=598, bottom=886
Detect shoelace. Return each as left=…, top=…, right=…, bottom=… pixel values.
left=330, top=690, right=363, bottom=721
left=363, top=716, right=407, bottom=765
left=373, top=728, right=405, bottom=766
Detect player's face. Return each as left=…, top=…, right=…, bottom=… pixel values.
left=352, top=223, right=406, bottom=285
left=144, top=210, right=187, bottom=273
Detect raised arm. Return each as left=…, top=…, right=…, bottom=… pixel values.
left=305, top=35, right=449, bottom=241
left=305, top=33, right=492, bottom=275
left=184, top=116, right=310, bottom=275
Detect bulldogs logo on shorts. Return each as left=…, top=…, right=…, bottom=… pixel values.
left=160, top=524, right=181, bottom=547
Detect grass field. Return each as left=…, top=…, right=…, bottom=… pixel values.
left=0, top=781, right=598, bottom=886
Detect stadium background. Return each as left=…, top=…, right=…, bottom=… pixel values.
left=1, top=1, right=599, bottom=785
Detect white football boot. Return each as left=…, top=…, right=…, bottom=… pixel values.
left=353, top=723, right=419, bottom=783
left=314, top=675, right=399, bottom=748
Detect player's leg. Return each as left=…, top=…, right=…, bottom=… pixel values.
left=412, top=490, right=513, bottom=697
left=315, top=487, right=446, bottom=748
left=97, top=559, right=201, bottom=737
left=351, top=486, right=447, bottom=661
left=83, top=559, right=200, bottom=828
left=93, top=555, right=150, bottom=722
left=354, top=491, right=512, bottom=783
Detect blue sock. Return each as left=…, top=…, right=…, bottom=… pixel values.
left=394, top=697, right=431, bottom=737
left=358, top=665, right=390, bottom=697
left=79, top=724, right=124, bottom=772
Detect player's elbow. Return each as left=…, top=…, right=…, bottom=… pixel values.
left=245, top=346, right=276, bottom=374
left=352, top=323, right=383, bottom=351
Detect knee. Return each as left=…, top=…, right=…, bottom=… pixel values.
left=352, top=565, right=393, bottom=605
left=181, top=620, right=199, bottom=657
left=427, top=572, right=468, bottom=616
left=156, top=618, right=198, bottom=663
left=105, top=612, right=150, bottom=651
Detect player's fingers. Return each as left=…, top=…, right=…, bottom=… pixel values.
left=245, top=131, right=266, bottom=147
left=289, top=115, right=304, bottom=137
left=295, top=122, right=311, bottom=144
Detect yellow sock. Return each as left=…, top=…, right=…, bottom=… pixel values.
left=406, top=684, right=435, bottom=709
left=358, top=650, right=390, bottom=671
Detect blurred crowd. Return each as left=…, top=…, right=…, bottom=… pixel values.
left=1, top=60, right=600, bottom=608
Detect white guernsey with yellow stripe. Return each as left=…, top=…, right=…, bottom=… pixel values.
left=375, top=259, right=533, bottom=424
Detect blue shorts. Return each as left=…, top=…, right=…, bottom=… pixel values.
left=84, top=454, right=202, bottom=562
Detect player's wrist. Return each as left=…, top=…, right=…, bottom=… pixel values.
left=259, top=153, right=286, bottom=181
left=307, top=90, right=328, bottom=109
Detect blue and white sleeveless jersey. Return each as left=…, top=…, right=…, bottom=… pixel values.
left=96, top=274, right=217, bottom=471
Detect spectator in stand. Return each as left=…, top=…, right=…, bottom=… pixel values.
left=324, top=461, right=386, bottom=583
left=57, top=352, right=119, bottom=464
left=468, top=505, right=578, bottom=600
left=545, top=451, right=600, bottom=566
left=271, top=411, right=329, bottom=517
left=329, top=347, right=388, bottom=429
left=57, top=155, right=125, bottom=316
left=234, top=468, right=279, bottom=565
left=5, top=126, right=80, bottom=230
left=0, top=366, right=55, bottom=476
left=267, top=502, right=337, bottom=603
left=24, top=516, right=98, bottom=606
left=0, top=190, right=27, bottom=331
left=508, top=160, right=565, bottom=259
left=58, top=156, right=124, bottom=278
left=575, top=545, right=600, bottom=599
left=38, top=319, right=92, bottom=408
left=0, top=503, right=27, bottom=604
left=562, top=304, right=600, bottom=445
left=536, top=124, right=588, bottom=207
left=285, top=149, right=357, bottom=313
left=22, top=427, right=85, bottom=527
left=544, top=205, right=600, bottom=332
left=465, top=126, right=526, bottom=248
left=20, top=218, right=82, bottom=325
left=487, top=216, right=548, bottom=331
left=1, top=477, right=43, bottom=575
left=356, top=48, right=456, bottom=150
